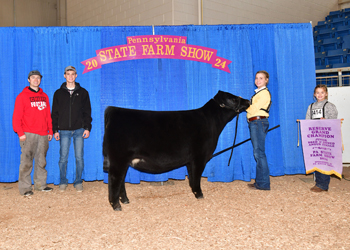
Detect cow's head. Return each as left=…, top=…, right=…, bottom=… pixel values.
left=213, top=91, right=250, bottom=113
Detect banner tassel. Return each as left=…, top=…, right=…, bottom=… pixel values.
left=297, top=119, right=300, bottom=147
left=341, top=118, right=344, bottom=152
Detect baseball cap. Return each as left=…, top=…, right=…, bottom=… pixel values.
left=28, top=70, right=42, bottom=79
left=64, top=66, right=77, bottom=74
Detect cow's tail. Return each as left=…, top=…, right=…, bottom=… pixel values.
left=103, top=106, right=113, bottom=173
left=104, top=106, right=113, bottom=130
left=103, top=139, right=110, bottom=172
left=103, top=154, right=110, bottom=173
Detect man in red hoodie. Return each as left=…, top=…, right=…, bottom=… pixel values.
left=12, top=70, right=53, bottom=196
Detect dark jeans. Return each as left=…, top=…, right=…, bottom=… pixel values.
left=315, top=171, right=330, bottom=190
left=249, top=118, right=270, bottom=190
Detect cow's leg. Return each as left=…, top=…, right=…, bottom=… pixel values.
left=108, top=173, right=122, bottom=211
left=108, top=160, right=129, bottom=211
left=186, top=164, right=194, bottom=190
left=187, top=160, right=205, bottom=199
left=119, top=179, right=129, bottom=204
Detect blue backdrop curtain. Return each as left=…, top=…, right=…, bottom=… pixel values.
left=0, top=23, right=315, bottom=184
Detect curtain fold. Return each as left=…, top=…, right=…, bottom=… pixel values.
left=0, top=23, right=314, bottom=184
left=273, top=23, right=316, bottom=174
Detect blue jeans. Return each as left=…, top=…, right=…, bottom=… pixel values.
left=249, top=118, right=270, bottom=190
left=315, top=171, right=330, bottom=190
left=59, top=128, right=84, bottom=187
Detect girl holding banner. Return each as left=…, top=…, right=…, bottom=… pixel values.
left=305, top=84, right=338, bottom=192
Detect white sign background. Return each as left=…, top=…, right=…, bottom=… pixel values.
left=329, top=86, right=350, bottom=163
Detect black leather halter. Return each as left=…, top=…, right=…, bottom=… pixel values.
left=213, top=96, right=241, bottom=113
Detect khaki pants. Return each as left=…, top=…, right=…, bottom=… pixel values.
left=18, top=132, right=49, bottom=195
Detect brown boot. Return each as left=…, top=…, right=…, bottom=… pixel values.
left=247, top=183, right=256, bottom=189
left=310, top=185, right=327, bottom=192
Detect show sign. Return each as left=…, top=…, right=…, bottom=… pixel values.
left=81, top=35, right=232, bottom=73
left=300, top=119, right=343, bottom=178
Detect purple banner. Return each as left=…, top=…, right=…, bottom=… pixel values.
left=300, top=119, right=343, bottom=178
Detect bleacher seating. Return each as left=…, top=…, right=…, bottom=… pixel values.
left=317, top=27, right=335, bottom=39
left=316, top=64, right=331, bottom=70
left=342, top=34, right=350, bottom=48
left=343, top=8, right=350, bottom=16
left=324, top=49, right=347, bottom=65
left=330, top=17, right=348, bottom=28
left=333, top=62, right=350, bottom=68
left=314, top=9, right=350, bottom=70
left=320, top=37, right=342, bottom=51
left=315, top=51, right=326, bottom=66
left=326, top=10, right=342, bottom=20
left=335, top=25, right=350, bottom=37
left=314, top=21, right=329, bottom=31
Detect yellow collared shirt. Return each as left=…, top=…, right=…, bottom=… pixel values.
left=246, top=87, right=271, bottom=119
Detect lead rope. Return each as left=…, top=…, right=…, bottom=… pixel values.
left=297, top=120, right=300, bottom=147
left=227, top=113, right=239, bottom=166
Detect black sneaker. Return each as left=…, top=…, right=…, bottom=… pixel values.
left=41, top=187, right=53, bottom=192
left=24, top=191, right=33, bottom=196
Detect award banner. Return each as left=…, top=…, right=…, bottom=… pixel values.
left=81, top=35, right=232, bottom=74
left=300, top=119, right=343, bottom=178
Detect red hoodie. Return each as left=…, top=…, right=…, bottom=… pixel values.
left=12, top=87, right=53, bottom=137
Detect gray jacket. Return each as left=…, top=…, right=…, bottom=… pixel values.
left=305, top=100, right=338, bottom=120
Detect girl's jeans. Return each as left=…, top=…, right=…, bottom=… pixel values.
left=315, top=171, right=330, bottom=190
left=249, top=118, right=270, bottom=190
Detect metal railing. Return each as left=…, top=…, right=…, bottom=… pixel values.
left=316, top=67, right=350, bottom=86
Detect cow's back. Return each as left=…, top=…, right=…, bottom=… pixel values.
left=103, top=105, right=220, bottom=171
left=105, top=106, right=213, bottom=144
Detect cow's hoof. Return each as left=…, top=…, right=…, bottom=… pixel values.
left=111, top=202, right=122, bottom=211
left=113, top=205, right=122, bottom=211
left=194, top=192, right=204, bottom=199
left=121, top=198, right=130, bottom=204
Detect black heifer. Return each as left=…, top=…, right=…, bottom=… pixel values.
left=103, top=91, right=250, bottom=211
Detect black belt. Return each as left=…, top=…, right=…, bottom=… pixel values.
left=248, top=116, right=267, bottom=122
